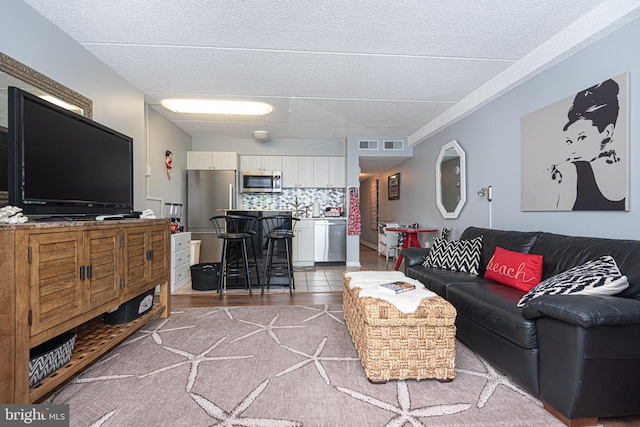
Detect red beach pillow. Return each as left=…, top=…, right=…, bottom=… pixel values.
left=485, top=246, right=543, bottom=292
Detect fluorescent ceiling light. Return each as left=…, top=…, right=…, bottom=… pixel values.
left=161, top=99, right=273, bottom=115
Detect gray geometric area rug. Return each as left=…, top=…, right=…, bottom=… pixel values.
left=48, top=305, right=565, bottom=427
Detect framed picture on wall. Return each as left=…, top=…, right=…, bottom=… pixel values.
left=521, top=72, right=629, bottom=211
left=388, top=173, right=400, bottom=200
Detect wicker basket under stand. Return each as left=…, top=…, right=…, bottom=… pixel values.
left=343, top=277, right=457, bottom=383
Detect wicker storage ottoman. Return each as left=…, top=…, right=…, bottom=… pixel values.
left=344, top=277, right=456, bottom=382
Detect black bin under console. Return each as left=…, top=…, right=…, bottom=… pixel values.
left=104, top=288, right=155, bottom=324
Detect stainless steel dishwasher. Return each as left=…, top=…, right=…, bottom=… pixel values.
left=314, top=219, right=346, bottom=263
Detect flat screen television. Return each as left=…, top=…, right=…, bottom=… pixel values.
left=8, top=86, right=133, bottom=218
left=0, top=126, right=7, bottom=193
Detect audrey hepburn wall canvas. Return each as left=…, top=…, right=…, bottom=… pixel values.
left=521, top=72, right=629, bottom=211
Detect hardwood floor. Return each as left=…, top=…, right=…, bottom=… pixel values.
left=171, top=244, right=387, bottom=309
left=171, top=291, right=343, bottom=309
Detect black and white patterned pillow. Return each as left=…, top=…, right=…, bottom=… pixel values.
left=422, top=236, right=483, bottom=275
left=517, top=255, right=629, bottom=307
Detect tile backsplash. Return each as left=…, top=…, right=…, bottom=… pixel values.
left=241, top=188, right=346, bottom=212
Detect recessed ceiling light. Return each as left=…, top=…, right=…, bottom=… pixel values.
left=161, top=99, right=273, bottom=115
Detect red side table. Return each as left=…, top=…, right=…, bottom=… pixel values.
left=385, top=228, right=437, bottom=270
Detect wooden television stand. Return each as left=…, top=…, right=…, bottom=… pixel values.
left=0, top=218, right=171, bottom=403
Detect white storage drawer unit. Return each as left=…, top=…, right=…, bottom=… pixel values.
left=172, top=262, right=191, bottom=291
left=171, top=232, right=192, bottom=292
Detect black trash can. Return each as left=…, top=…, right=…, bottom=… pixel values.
left=191, top=262, right=221, bottom=290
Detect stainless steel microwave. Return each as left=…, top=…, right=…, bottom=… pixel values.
left=241, top=171, right=282, bottom=193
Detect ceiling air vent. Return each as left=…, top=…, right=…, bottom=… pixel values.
left=358, top=140, right=379, bottom=150
left=383, top=140, right=404, bottom=150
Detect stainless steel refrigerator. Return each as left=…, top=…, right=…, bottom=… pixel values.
left=187, top=170, right=237, bottom=263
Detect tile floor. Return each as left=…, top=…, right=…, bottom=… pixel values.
left=174, top=244, right=391, bottom=295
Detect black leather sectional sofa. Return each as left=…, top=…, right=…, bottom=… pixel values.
left=401, top=226, right=640, bottom=427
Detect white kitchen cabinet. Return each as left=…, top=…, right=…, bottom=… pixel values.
left=282, top=156, right=314, bottom=188
left=313, top=156, right=346, bottom=188
left=313, top=157, right=330, bottom=186
left=187, top=151, right=238, bottom=170
left=329, top=157, right=346, bottom=187
left=171, top=232, right=192, bottom=292
left=240, top=155, right=282, bottom=172
left=263, top=156, right=283, bottom=171
left=293, top=219, right=314, bottom=267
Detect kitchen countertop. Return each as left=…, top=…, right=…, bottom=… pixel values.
left=219, top=208, right=295, bottom=212
left=222, top=208, right=346, bottom=220
left=306, top=217, right=347, bottom=220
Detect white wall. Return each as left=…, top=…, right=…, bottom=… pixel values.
left=146, top=107, right=193, bottom=215
left=382, top=16, right=640, bottom=241
left=0, top=1, right=187, bottom=214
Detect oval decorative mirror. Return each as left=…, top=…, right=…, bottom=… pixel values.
left=435, top=140, right=466, bottom=218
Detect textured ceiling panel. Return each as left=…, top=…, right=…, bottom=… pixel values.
left=87, top=44, right=512, bottom=100
left=25, top=0, right=608, bottom=58
left=22, top=0, right=638, bottom=174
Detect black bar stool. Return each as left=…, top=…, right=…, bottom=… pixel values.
left=258, top=215, right=299, bottom=296
left=210, top=214, right=256, bottom=300
left=245, top=220, right=262, bottom=289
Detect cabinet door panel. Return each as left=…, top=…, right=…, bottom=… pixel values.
left=187, top=151, right=215, bottom=169
left=240, top=155, right=262, bottom=171
left=188, top=151, right=237, bottom=170
left=122, top=228, right=147, bottom=294
left=297, top=157, right=314, bottom=187
left=29, top=232, right=84, bottom=335
left=241, top=155, right=282, bottom=172
left=293, top=222, right=315, bottom=263
left=262, top=155, right=282, bottom=171
left=284, top=156, right=314, bottom=188
left=84, top=229, right=121, bottom=310
left=211, top=152, right=238, bottom=169
left=148, top=225, right=169, bottom=284
left=313, top=157, right=331, bottom=187
left=313, top=157, right=345, bottom=188
left=281, top=156, right=298, bottom=188
left=328, top=157, right=346, bottom=187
